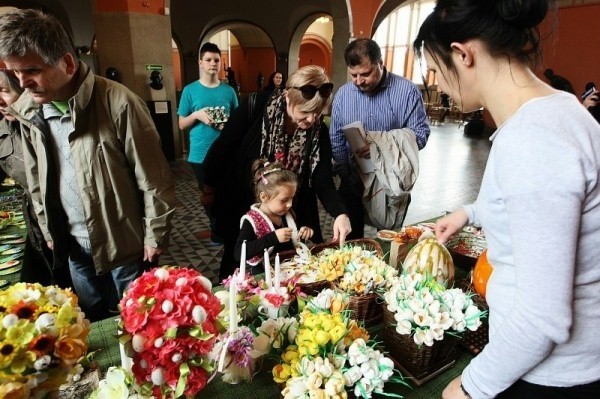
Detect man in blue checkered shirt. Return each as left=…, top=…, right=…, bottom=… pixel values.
left=330, top=38, right=430, bottom=238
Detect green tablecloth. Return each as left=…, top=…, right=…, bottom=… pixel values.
left=88, top=317, right=472, bottom=398
left=87, top=218, right=480, bottom=398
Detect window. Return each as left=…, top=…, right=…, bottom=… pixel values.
left=373, top=0, right=436, bottom=84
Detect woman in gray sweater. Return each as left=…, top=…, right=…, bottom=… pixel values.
left=416, top=0, right=600, bottom=398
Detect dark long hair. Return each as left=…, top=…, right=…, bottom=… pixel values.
left=264, top=71, right=285, bottom=92
left=414, top=0, right=554, bottom=76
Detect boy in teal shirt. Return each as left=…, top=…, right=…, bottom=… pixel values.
left=178, top=42, right=238, bottom=244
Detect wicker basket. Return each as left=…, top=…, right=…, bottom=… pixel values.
left=347, top=292, right=383, bottom=327
left=278, top=238, right=383, bottom=298
left=297, top=280, right=333, bottom=297
left=382, top=307, right=458, bottom=380
left=311, top=238, right=383, bottom=257
left=458, top=278, right=489, bottom=355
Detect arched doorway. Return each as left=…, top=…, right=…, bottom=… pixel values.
left=289, top=14, right=333, bottom=77
left=200, top=23, right=276, bottom=97
left=299, top=16, right=333, bottom=76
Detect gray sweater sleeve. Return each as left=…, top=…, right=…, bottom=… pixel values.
left=461, top=95, right=600, bottom=398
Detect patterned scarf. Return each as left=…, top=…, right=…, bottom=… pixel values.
left=259, top=89, right=321, bottom=186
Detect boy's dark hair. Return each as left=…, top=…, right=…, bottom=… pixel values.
left=199, top=42, right=221, bottom=59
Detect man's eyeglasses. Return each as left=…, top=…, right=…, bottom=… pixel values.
left=290, top=83, right=334, bottom=100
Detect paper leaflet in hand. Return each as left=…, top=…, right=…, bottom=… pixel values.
left=342, top=121, right=375, bottom=173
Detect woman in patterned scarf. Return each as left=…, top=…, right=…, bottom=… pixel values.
left=204, top=65, right=351, bottom=281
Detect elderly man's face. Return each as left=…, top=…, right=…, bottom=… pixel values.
left=4, top=52, right=77, bottom=104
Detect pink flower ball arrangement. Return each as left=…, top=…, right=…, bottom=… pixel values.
left=119, top=266, right=223, bottom=398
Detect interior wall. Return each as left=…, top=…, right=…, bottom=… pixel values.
left=171, top=49, right=182, bottom=92
left=299, top=42, right=330, bottom=76
left=234, top=47, right=276, bottom=94
left=541, top=4, right=600, bottom=95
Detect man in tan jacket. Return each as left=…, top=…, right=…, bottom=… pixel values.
left=0, top=9, right=176, bottom=321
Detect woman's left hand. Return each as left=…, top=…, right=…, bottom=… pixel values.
left=332, top=214, right=352, bottom=247
left=442, top=376, right=470, bottom=399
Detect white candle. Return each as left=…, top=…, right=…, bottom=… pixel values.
left=239, top=240, right=246, bottom=280
left=229, top=281, right=237, bottom=333
left=264, top=249, right=272, bottom=288
left=274, top=253, right=281, bottom=289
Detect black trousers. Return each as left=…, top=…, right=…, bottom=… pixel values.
left=497, top=378, right=600, bottom=399
left=338, top=176, right=365, bottom=240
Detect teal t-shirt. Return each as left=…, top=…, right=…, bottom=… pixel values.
left=177, top=81, right=239, bottom=163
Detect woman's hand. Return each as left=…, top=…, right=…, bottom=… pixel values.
left=143, top=245, right=164, bottom=262
left=583, top=92, right=599, bottom=109
left=332, top=214, right=352, bottom=247
left=442, top=376, right=471, bottom=399
left=298, top=226, right=314, bottom=241
left=435, top=208, right=469, bottom=244
left=275, top=227, right=293, bottom=243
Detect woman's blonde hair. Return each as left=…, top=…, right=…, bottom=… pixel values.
left=285, top=65, right=332, bottom=113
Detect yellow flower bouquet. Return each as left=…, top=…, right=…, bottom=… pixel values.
left=272, top=290, right=407, bottom=398
left=0, top=283, right=90, bottom=398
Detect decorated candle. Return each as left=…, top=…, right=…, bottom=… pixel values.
left=239, top=240, right=246, bottom=280
left=264, top=249, right=272, bottom=288
left=274, top=253, right=281, bottom=289
left=229, top=280, right=238, bottom=332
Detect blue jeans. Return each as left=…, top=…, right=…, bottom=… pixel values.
left=68, top=238, right=142, bottom=322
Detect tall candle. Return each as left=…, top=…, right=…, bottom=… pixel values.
left=239, top=240, right=246, bottom=280
left=264, top=249, right=272, bottom=288
left=229, top=281, right=237, bottom=333
left=274, top=253, right=281, bottom=289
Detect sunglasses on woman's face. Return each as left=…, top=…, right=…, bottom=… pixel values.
left=291, top=83, right=334, bottom=100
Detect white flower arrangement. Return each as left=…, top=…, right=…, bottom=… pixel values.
left=383, top=272, right=486, bottom=346
left=250, top=316, right=299, bottom=357
left=273, top=292, right=408, bottom=399
left=280, top=340, right=401, bottom=399
left=304, top=288, right=349, bottom=314
left=336, top=247, right=397, bottom=295
left=89, top=367, right=152, bottom=399
left=343, top=338, right=397, bottom=398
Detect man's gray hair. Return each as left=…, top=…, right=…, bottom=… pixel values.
left=0, top=8, right=79, bottom=66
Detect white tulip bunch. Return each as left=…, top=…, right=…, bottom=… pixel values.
left=384, top=272, right=485, bottom=346
left=343, top=338, right=396, bottom=398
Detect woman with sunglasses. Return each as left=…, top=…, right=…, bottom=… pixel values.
left=416, top=0, right=600, bottom=398
left=0, top=70, right=71, bottom=288
left=203, top=65, right=351, bottom=281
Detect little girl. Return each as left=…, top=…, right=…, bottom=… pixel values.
left=234, top=159, right=313, bottom=274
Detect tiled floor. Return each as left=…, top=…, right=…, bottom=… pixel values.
left=160, top=122, right=492, bottom=285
